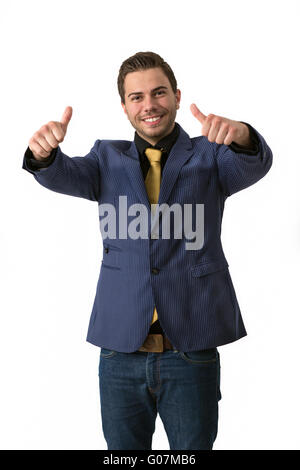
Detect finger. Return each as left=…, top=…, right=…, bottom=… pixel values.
left=48, top=121, right=65, bottom=142
left=215, top=122, right=229, bottom=144
left=35, top=132, right=53, bottom=152
left=190, top=103, right=206, bottom=124
left=208, top=118, right=222, bottom=142
left=60, top=106, right=73, bottom=131
left=201, top=113, right=214, bottom=137
left=40, top=124, right=60, bottom=148
left=223, top=128, right=235, bottom=146
left=29, top=140, right=51, bottom=158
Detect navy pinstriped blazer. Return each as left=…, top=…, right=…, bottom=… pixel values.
left=22, top=123, right=273, bottom=352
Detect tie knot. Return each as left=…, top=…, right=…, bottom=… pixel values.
left=145, top=148, right=162, bottom=164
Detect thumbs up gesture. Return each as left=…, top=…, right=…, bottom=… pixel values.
left=29, top=106, right=73, bottom=160
left=190, top=103, right=251, bottom=147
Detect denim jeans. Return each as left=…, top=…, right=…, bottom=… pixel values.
left=98, top=347, right=221, bottom=450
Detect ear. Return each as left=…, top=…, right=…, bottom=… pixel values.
left=121, top=101, right=127, bottom=115
left=175, top=89, right=181, bottom=110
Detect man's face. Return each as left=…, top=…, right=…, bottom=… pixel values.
left=121, top=67, right=181, bottom=145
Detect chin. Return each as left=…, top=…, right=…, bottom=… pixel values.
left=144, top=127, right=164, bottom=135
left=142, top=123, right=171, bottom=137
left=143, top=130, right=166, bottom=141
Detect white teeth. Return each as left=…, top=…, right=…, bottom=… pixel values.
left=144, top=116, right=160, bottom=122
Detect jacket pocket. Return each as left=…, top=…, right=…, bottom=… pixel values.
left=102, top=242, right=122, bottom=270
left=191, top=259, right=229, bottom=277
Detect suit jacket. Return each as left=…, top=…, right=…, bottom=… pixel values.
left=22, top=123, right=273, bottom=352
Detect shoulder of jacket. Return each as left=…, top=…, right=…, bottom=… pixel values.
left=93, top=138, right=132, bottom=153
left=190, top=135, right=205, bottom=144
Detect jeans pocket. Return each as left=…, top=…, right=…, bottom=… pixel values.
left=100, top=347, right=117, bottom=358
left=179, top=347, right=218, bottom=364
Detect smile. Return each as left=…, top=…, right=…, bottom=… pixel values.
left=144, top=116, right=160, bottom=122
left=142, top=115, right=164, bottom=126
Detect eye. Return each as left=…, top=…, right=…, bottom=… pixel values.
left=155, top=90, right=165, bottom=96
left=131, top=96, right=141, bottom=101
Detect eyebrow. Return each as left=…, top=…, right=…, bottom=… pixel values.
left=127, top=86, right=168, bottom=98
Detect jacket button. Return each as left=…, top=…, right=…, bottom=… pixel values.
left=104, top=247, right=109, bottom=253
left=151, top=268, right=160, bottom=274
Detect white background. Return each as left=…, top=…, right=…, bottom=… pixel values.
left=0, top=0, right=299, bottom=450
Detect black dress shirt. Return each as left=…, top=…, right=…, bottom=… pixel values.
left=24, top=121, right=260, bottom=336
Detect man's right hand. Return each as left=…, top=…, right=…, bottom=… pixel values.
left=28, top=106, right=73, bottom=161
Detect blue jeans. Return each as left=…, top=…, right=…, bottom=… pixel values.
left=98, top=347, right=221, bottom=450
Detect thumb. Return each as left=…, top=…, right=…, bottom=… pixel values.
left=190, top=103, right=206, bottom=124
left=60, top=106, right=73, bottom=131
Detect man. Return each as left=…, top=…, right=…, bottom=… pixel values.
left=22, top=51, right=273, bottom=450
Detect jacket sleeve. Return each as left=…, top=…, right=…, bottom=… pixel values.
left=22, top=140, right=101, bottom=202
left=214, top=123, right=273, bottom=197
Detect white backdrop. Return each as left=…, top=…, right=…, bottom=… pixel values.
left=1, top=0, right=299, bottom=450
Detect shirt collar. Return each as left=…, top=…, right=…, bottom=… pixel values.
left=134, top=122, right=180, bottom=157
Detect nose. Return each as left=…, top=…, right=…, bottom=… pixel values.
left=143, top=94, right=157, bottom=113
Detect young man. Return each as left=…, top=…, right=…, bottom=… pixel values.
left=22, top=51, right=273, bottom=450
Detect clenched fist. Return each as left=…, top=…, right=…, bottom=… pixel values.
left=190, top=103, right=251, bottom=147
left=28, top=106, right=73, bottom=161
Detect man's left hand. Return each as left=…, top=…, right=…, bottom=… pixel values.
left=190, top=103, right=251, bottom=147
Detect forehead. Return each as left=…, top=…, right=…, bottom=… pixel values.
left=124, top=67, right=171, bottom=94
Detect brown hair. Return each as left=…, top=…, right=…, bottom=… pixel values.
left=117, top=51, right=177, bottom=104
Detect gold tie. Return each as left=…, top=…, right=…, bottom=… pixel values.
left=144, top=148, right=162, bottom=325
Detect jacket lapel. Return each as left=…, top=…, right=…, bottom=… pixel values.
left=158, top=125, right=194, bottom=206
left=120, top=141, right=150, bottom=209
left=120, top=124, right=194, bottom=209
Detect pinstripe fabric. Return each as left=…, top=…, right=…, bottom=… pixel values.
left=22, top=123, right=273, bottom=353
